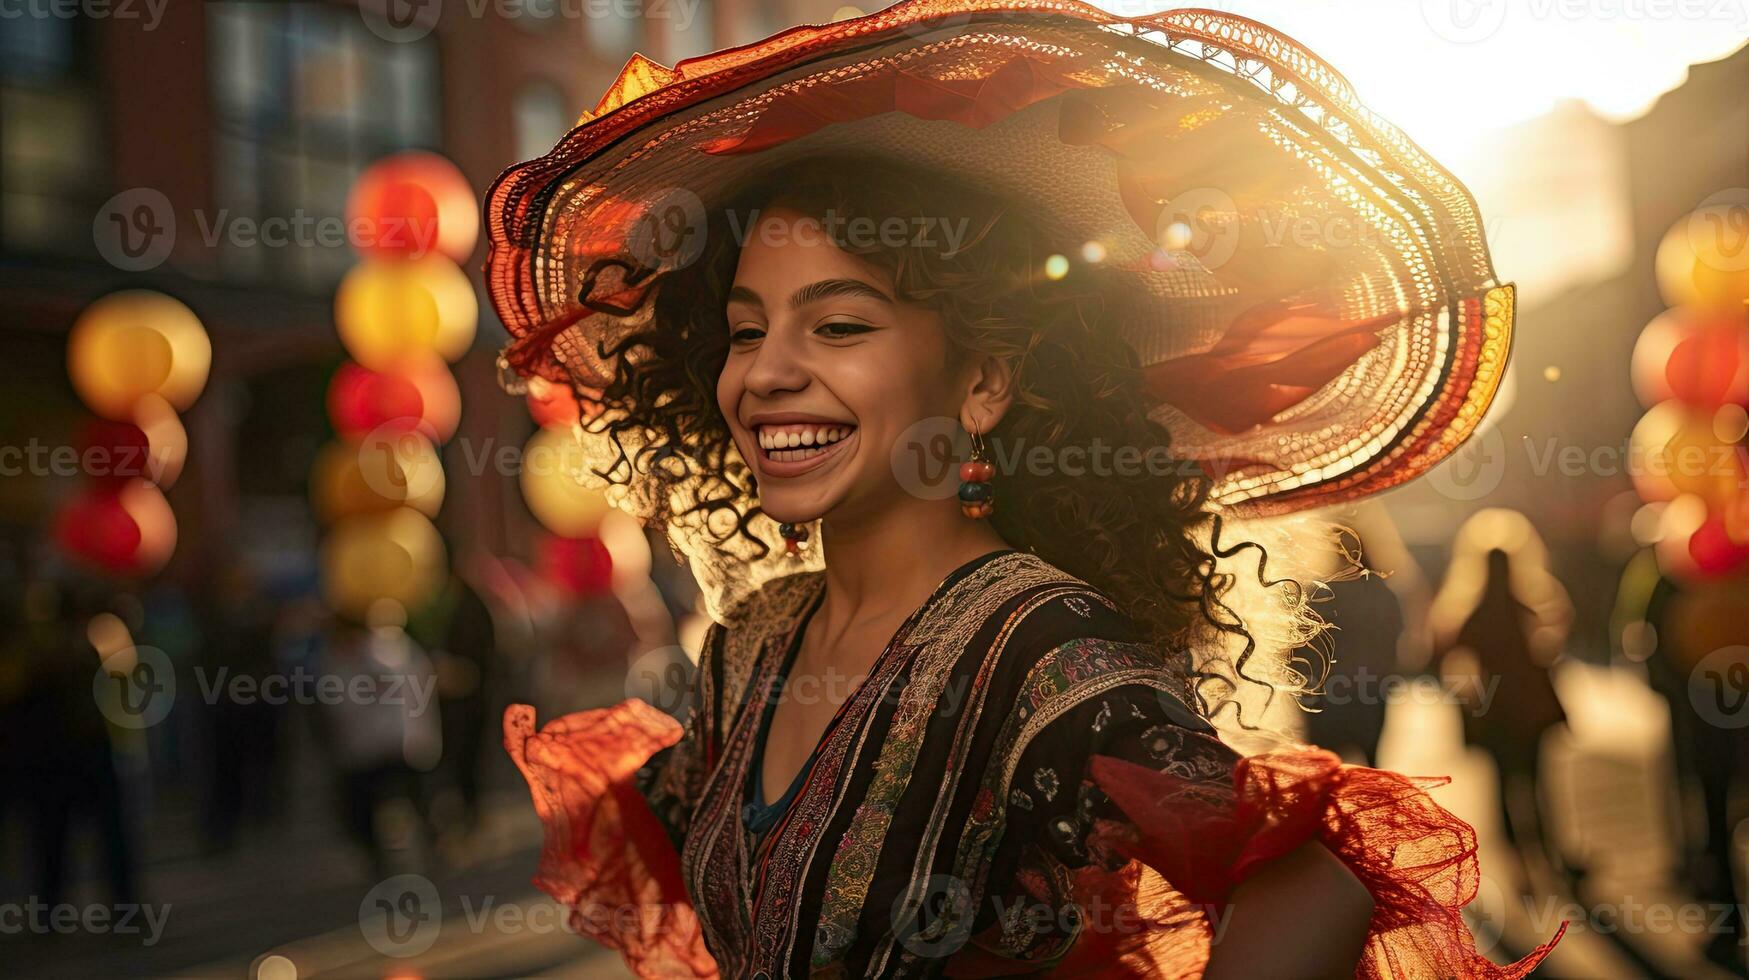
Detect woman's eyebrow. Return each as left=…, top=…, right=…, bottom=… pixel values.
left=725, top=278, right=892, bottom=312
left=789, top=278, right=891, bottom=309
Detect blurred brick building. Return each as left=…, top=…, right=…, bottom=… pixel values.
left=0, top=0, right=841, bottom=587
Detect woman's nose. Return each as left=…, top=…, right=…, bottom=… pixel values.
left=741, top=328, right=810, bottom=397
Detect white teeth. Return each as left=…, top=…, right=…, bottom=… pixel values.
left=755, top=423, right=853, bottom=452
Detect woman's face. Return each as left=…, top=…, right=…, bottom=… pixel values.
left=717, top=206, right=967, bottom=526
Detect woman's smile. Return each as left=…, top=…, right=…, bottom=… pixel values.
left=747, top=416, right=859, bottom=478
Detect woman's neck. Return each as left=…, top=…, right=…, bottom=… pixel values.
left=813, top=497, right=1009, bottom=634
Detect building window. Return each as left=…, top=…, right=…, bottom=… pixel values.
left=0, top=16, right=106, bottom=256
left=515, top=82, right=574, bottom=162
left=207, top=2, right=440, bottom=290
left=663, top=0, right=715, bottom=63
left=586, top=2, right=639, bottom=60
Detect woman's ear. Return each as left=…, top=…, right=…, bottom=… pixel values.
left=960, top=353, right=1016, bottom=435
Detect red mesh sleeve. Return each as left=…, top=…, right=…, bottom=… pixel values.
left=1059, top=747, right=1564, bottom=979
left=503, top=700, right=721, bottom=979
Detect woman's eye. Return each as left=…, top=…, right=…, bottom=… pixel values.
left=816, top=321, right=873, bottom=339
left=729, top=326, right=764, bottom=344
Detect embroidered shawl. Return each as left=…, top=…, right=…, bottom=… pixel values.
left=506, top=550, right=1563, bottom=978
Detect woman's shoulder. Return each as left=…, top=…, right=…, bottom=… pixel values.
left=717, top=566, right=824, bottom=633
left=985, top=551, right=1143, bottom=649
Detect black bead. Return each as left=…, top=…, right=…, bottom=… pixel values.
left=957, top=481, right=992, bottom=504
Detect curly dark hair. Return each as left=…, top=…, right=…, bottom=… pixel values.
left=576, top=154, right=1320, bottom=723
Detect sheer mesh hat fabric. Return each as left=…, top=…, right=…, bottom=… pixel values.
left=486, top=0, right=1512, bottom=520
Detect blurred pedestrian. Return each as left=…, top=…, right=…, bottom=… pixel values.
left=313, top=612, right=441, bottom=878
left=1434, top=538, right=1571, bottom=871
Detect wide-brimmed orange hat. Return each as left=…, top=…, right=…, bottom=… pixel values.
left=485, top=0, right=1512, bottom=516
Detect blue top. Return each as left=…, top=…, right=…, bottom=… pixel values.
left=741, top=589, right=826, bottom=837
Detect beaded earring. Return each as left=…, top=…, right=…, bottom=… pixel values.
left=778, top=521, right=811, bottom=556
left=958, top=426, right=995, bottom=519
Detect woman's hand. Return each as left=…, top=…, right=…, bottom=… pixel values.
left=1202, top=840, right=1374, bottom=980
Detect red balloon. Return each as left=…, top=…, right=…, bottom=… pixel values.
left=326, top=357, right=460, bottom=443
left=1688, top=516, right=1749, bottom=578
left=79, top=419, right=152, bottom=487
left=328, top=362, right=421, bottom=438
left=1633, top=306, right=1749, bottom=409
left=56, top=489, right=141, bottom=571
left=54, top=481, right=176, bottom=576
left=538, top=535, right=614, bottom=597
left=346, top=151, right=479, bottom=263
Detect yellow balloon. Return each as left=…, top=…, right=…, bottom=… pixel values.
left=319, top=507, right=446, bottom=620
left=310, top=434, right=445, bottom=524
left=1656, top=211, right=1749, bottom=311
left=334, top=255, right=478, bottom=369
left=519, top=427, right=612, bottom=537
left=1630, top=400, right=1747, bottom=508
left=68, top=291, right=212, bottom=420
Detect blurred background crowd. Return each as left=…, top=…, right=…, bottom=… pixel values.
left=0, top=2, right=1745, bottom=977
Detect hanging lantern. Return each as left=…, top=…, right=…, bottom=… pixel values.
left=68, top=290, right=212, bottom=421
left=346, top=151, right=480, bottom=263
left=334, top=255, right=477, bottom=369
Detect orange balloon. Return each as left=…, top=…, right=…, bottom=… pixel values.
left=346, top=151, right=479, bottom=263
left=68, top=291, right=212, bottom=420
left=334, top=256, right=477, bottom=368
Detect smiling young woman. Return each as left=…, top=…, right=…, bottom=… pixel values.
left=491, top=2, right=1563, bottom=977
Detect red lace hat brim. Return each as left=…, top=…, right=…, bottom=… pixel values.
left=484, top=0, right=1513, bottom=515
